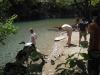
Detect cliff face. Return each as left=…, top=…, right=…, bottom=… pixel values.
left=42, top=31, right=89, bottom=75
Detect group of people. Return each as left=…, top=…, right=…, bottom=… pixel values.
left=28, top=14, right=100, bottom=75
left=59, top=14, right=100, bottom=75
left=59, top=17, right=88, bottom=47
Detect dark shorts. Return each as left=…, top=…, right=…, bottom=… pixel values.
left=88, top=49, right=100, bottom=75
left=79, top=31, right=87, bottom=38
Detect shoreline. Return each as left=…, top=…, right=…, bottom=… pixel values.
left=42, top=31, right=89, bottom=75
left=1, top=31, right=90, bottom=74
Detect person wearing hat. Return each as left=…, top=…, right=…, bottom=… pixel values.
left=77, top=18, right=88, bottom=47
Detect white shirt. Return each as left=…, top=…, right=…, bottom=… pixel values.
left=30, top=33, right=37, bottom=45
left=62, top=24, right=72, bottom=31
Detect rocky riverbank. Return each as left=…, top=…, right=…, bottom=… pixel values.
left=42, top=31, right=90, bottom=75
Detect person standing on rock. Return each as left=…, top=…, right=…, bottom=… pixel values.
left=87, top=14, right=100, bottom=75
left=59, top=24, right=73, bottom=46
left=29, top=28, right=37, bottom=45
left=77, top=18, right=88, bottom=47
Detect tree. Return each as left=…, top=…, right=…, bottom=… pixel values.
left=0, top=14, right=18, bottom=45
left=0, top=0, right=18, bottom=45
left=69, top=0, right=100, bottom=22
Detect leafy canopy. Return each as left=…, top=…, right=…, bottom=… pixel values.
left=0, top=14, right=18, bottom=45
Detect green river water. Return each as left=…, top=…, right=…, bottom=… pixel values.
left=0, top=18, right=75, bottom=67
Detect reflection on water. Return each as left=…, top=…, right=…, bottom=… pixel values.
left=0, top=18, right=75, bottom=67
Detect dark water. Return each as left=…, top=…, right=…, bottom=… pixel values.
left=0, top=18, right=75, bottom=67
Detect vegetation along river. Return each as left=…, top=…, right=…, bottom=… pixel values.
left=0, top=18, right=75, bottom=67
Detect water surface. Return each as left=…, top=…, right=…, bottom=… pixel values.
left=0, top=18, right=75, bottom=67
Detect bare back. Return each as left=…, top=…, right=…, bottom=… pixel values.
left=88, top=22, right=100, bottom=50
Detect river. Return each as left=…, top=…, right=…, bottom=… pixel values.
left=0, top=18, right=75, bottom=67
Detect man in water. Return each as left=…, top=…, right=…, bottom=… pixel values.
left=59, top=24, right=73, bottom=46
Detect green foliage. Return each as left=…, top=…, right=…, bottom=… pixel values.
left=55, top=54, right=89, bottom=75
left=27, top=47, right=47, bottom=74
left=55, top=41, right=89, bottom=75
left=91, top=0, right=100, bottom=5
left=2, top=43, right=46, bottom=75
left=80, top=41, right=88, bottom=48
left=0, top=14, right=18, bottom=45
left=26, top=48, right=46, bottom=75
left=1, top=0, right=100, bottom=21
left=0, top=0, right=11, bottom=13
